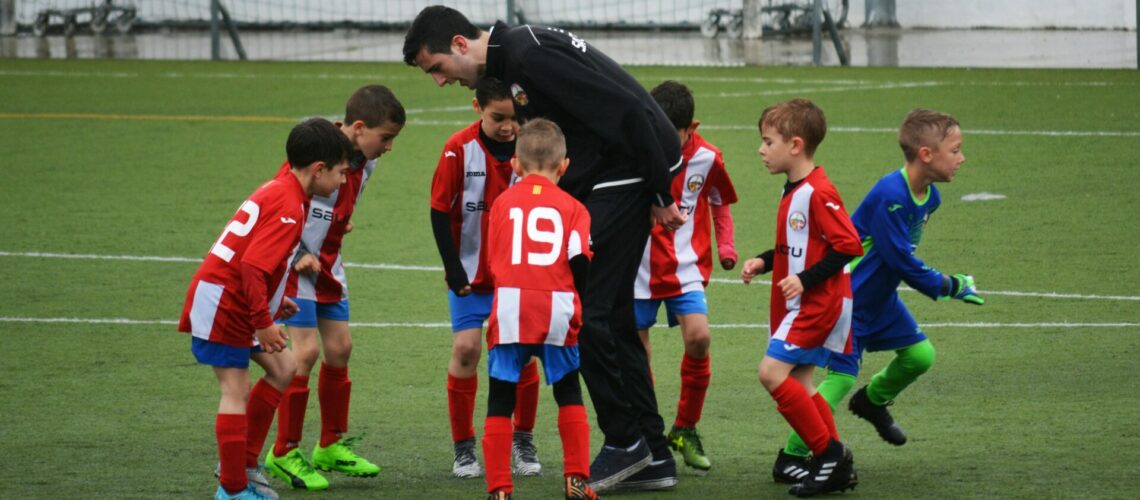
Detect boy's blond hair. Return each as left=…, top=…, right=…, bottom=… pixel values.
left=516, top=119, right=566, bottom=171
left=758, top=98, right=827, bottom=157
left=899, top=109, right=960, bottom=162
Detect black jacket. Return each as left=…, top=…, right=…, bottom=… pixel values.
left=483, top=22, right=682, bottom=206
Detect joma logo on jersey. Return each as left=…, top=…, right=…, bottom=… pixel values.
left=311, top=207, right=345, bottom=223
left=466, top=171, right=486, bottom=178
left=465, top=201, right=489, bottom=212
left=788, top=211, right=807, bottom=231
left=776, top=244, right=804, bottom=258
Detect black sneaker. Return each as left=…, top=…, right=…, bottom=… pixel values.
left=848, top=386, right=908, bottom=446
left=772, top=449, right=811, bottom=484
left=587, top=438, right=652, bottom=492
left=787, top=440, right=855, bottom=498
left=616, top=456, right=678, bottom=491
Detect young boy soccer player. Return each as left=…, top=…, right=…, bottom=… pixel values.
left=740, top=98, right=862, bottom=497
left=772, top=109, right=983, bottom=482
left=266, top=85, right=405, bottom=490
left=430, top=77, right=544, bottom=478
left=482, top=118, right=597, bottom=500
left=633, top=80, right=738, bottom=475
left=179, top=118, right=354, bottom=500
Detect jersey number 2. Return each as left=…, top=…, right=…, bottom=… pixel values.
left=508, top=206, right=562, bottom=266
left=210, top=200, right=260, bottom=262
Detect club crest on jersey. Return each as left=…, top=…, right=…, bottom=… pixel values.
left=686, top=174, right=705, bottom=193
left=511, top=83, right=529, bottom=106
left=788, top=211, right=807, bottom=231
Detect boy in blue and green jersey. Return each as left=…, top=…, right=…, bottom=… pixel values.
left=773, top=109, right=984, bottom=483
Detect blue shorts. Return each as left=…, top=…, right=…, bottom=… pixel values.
left=488, top=344, right=580, bottom=385
left=278, top=298, right=350, bottom=328
left=448, top=290, right=493, bottom=332
left=827, top=307, right=927, bottom=377
left=634, top=290, right=709, bottom=330
left=191, top=337, right=262, bottom=369
left=765, top=338, right=832, bottom=368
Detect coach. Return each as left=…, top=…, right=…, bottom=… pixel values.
left=404, top=5, right=686, bottom=492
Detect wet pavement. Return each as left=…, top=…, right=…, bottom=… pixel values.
left=1, top=27, right=1136, bottom=69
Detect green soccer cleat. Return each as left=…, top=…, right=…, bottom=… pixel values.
left=312, top=435, right=381, bottom=477
left=668, top=426, right=711, bottom=473
left=266, top=448, right=330, bottom=491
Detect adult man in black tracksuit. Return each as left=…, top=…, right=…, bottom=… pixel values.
left=404, top=6, right=687, bottom=493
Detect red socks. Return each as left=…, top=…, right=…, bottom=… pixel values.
left=273, top=375, right=310, bottom=457
left=812, top=392, right=840, bottom=441
left=558, top=405, right=590, bottom=479
left=675, top=353, right=711, bottom=428
left=771, top=377, right=830, bottom=456
left=482, top=416, right=513, bottom=494
left=448, top=374, right=478, bottom=443
left=318, top=363, right=351, bottom=447
left=246, top=379, right=283, bottom=468
left=513, top=362, right=540, bottom=433
left=216, top=413, right=247, bottom=494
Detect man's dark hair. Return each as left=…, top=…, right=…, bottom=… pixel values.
left=345, top=85, right=406, bottom=128
left=402, top=5, right=481, bottom=66
left=475, top=77, right=512, bottom=107
left=650, top=80, right=695, bottom=131
left=286, top=118, right=354, bottom=171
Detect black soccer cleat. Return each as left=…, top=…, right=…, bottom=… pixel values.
left=772, top=449, right=811, bottom=484
left=616, top=455, right=677, bottom=491
left=849, top=386, right=908, bottom=446
left=787, top=440, right=855, bottom=498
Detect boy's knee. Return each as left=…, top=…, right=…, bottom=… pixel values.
left=683, top=332, right=710, bottom=356
left=900, top=340, right=936, bottom=375
left=323, top=336, right=353, bottom=366
left=452, top=339, right=481, bottom=367
left=758, top=365, right=782, bottom=392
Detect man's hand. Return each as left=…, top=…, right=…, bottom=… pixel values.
left=345, top=221, right=354, bottom=234
left=741, top=258, right=766, bottom=284
left=275, top=297, right=298, bottom=320
left=294, top=253, right=320, bottom=275
left=651, top=203, right=688, bottom=231
left=255, top=325, right=288, bottom=353
left=950, top=273, right=985, bottom=305
left=777, top=275, right=804, bottom=300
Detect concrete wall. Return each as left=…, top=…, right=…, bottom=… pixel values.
left=852, top=1, right=1137, bottom=30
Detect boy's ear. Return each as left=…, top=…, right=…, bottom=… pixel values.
left=472, top=97, right=482, bottom=114
left=917, top=146, right=934, bottom=164
left=510, top=157, right=523, bottom=176
left=790, top=136, right=805, bottom=155
left=557, top=157, right=570, bottom=177
left=688, top=120, right=700, bottom=132
left=310, top=160, right=328, bottom=175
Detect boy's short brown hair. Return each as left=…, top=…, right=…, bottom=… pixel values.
left=516, top=119, right=566, bottom=171
left=345, top=84, right=406, bottom=128
left=899, top=109, right=960, bottom=162
left=758, top=98, right=827, bottom=157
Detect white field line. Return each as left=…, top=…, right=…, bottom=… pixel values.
left=3, top=250, right=1138, bottom=303
left=1, top=316, right=1135, bottom=331
left=713, top=81, right=945, bottom=97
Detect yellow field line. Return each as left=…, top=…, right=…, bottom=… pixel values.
left=0, top=112, right=293, bottom=123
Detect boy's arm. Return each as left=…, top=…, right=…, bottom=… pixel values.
left=864, top=198, right=946, bottom=300
left=430, top=209, right=471, bottom=294
left=710, top=202, right=737, bottom=269
left=740, top=249, right=774, bottom=284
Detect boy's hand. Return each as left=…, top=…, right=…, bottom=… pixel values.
left=741, top=258, right=766, bottom=284
left=950, top=273, right=985, bottom=305
left=255, top=325, right=288, bottom=353
left=294, top=253, right=321, bottom=275
left=720, top=257, right=737, bottom=271
left=652, top=203, right=688, bottom=231
left=275, top=297, right=298, bottom=320
left=778, top=275, right=804, bottom=299
left=344, top=221, right=354, bottom=234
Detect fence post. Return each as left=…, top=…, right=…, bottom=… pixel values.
left=812, top=0, right=822, bottom=65
left=864, top=0, right=899, bottom=28
left=742, top=0, right=762, bottom=39
left=211, top=0, right=221, bottom=60
left=0, top=0, right=15, bottom=36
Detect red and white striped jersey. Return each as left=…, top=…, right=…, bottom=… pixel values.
left=486, top=175, right=592, bottom=348
left=179, top=173, right=308, bottom=347
left=430, top=121, right=516, bottom=292
left=769, top=167, right=862, bottom=353
left=276, top=156, right=374, bottom=303
left=635, top=131, right=738, bottom=299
